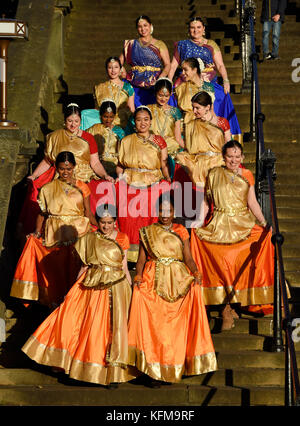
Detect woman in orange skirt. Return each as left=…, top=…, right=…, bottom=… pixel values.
left=190, top=140, right=275, bottom=330
left=10, top=151, right=97, bottom=309
left=128, top=192, right=217, bottom=385
left=22, top=204, right=135, bottom=387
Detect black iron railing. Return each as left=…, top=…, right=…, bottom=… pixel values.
left=239, top=0, right=300, bottom=406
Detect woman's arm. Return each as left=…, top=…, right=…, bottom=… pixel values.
left=127, top=95, right=135, bottom=113
left=76, top=265, right=88, bottom=280
left=168, top=56, right=180, bottom=81
left=32, top=213, right=45, bottom=237
left=83, top=195, right=98, bottom=227
left=134, top=243, right=147, bottom=287
left=182, top=238, right=202, bottom=285
left=174, top=120, right=185, bottom=148
left=160, top=146, right=171, bottom=182
left=116, top=164, right=124, bottom=180
left=28, top=158, right=51, bottom=180
left=224, top=128, right=232, bottom=143
left=90, top=153, right=114, bottom=182
left=122, top=250, right=132, bottom=285
left=213, top=50, right=230, bottom=94
left=247, top=185, right=267, bottom=225
left=159, top=47, right=171, bottom=78
left=119, top=51, right=127, bottom=79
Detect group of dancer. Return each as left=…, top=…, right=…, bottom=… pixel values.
left=9, top=16, right=275, bottom=387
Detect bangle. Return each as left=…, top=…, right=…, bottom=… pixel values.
left=223, top=79, right=230, bottom=83
left=193, top=270, right=202, bottom=279
left=259, top=219, right=267, bottom=227
left=134, top=275, right=142, bottom=283
left=35, top=231, right=41, bottom=238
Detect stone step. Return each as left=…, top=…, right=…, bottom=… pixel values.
left=0, top=382, right=286, bottom=406
left=212, top=333, right=266, bottom=351
left=286, top=271, right=300, bottom=287
left=209, top=316, right=273, bottom=336
left=184, top=367, right=286, bottom=386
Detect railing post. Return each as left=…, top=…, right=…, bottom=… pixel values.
left=256, top=148, right=276, bottom=226
left=240, top=0, right=256, bottom=92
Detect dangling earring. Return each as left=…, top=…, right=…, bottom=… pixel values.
left=150, top=24, right=154, bottom=35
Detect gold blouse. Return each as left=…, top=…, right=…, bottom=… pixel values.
left=195, top=166, right=256, bottom=244
left=38, top=179, right=90, bottom=247
left=147, top=104, right=181, bottom=156
left=87, top=123, right=119, bottom=165
left=175, top=81, right=215, bottom=114
left=74, top=231, right=126, bottom=289
left=176, top=112, right=225, bottom=186
left=45, top=129, right=97, bottom=182
left=118, top=133, right=163, bottom=187
left=94, top=80, right=132, bottom=128
left=140, top=223, right=194, bottom=303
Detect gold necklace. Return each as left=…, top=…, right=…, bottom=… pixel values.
left=137, top=133, right=151, bottom=144
left=139, top=36, right=153, bottom=48
left=64, top=129, right=80, bottom=139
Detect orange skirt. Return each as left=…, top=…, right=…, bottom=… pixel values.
left=22, top=272, right=135, bottom=385
left=127, top=260, right=217, bottom=382
left=10, top=235, right=81, bottom=307
left=190, top=225, right=274, bottom=307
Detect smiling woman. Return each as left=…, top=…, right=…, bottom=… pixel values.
left=11, top=151, right=97, bottom=309
left=190, top=140, right=275, bottom=330
left=119, top=15, right=171, bottom=107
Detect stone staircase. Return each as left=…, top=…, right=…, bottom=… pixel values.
left=1, top=0, right=300, bottom=407
left=0, top=307, right=298, bottom=406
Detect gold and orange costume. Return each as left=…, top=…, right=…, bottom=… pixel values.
left=128, top=223, right=217, bottom=382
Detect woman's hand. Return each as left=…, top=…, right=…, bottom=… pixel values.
left=223, top=80, right=230, bottom=94
left=193, top=270, right=202, bottom=286
left=104, top=174, right=115, bottom=183
left=193, top=276, right=202, bottom=286
left=133, top=275, right=142, bottom=288
left=120, top=66, right=127, bottom=79
left=27, top=231, right=41, bottom=239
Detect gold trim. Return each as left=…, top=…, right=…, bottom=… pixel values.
left=22, top=335, right=135, bottom=385
left=128, top=346, right=217, bottom=383
left=10, top=279, right=39, bottom=301
left=201, top=284, right=274, bottom=306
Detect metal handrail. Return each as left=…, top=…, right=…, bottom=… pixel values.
left=240, top=0, right=300, bottom=406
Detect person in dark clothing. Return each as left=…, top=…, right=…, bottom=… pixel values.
left=261, top=0, right=287, bottom=60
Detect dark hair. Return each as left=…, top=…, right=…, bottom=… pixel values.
left=154, top=78, right=172, bottom=95
left=64, top=103, right=81, bottom=120
left=55, top=151, right=76, bottom=167
left=105, top=56, right=122, bottom=70
left=133, top=106, right=152, bottom=120
left=100, top=100, right=117, bottom=116
left=188, top=16, right=206, bottom=27
left=222, top=140, right=244, bottom=157
left=181, top=57, right=201, bottom=75
left=191, top=91, right=212, bottom=107
left=155, top=191, right=176, bottom=217
left=135, top=15, right=152, bottom=27
left=96, top=203, right=117, bottom=221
